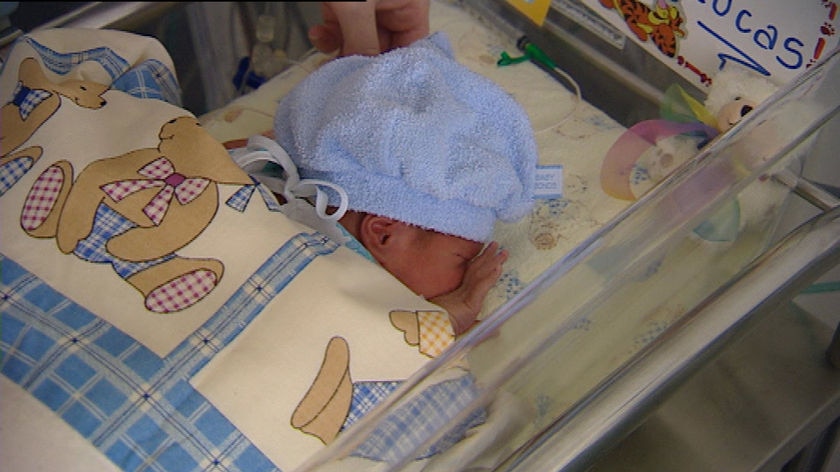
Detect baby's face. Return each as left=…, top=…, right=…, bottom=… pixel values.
left=387, top=229, right=484, bottom=299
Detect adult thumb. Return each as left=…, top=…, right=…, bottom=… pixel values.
left=326, top=1, right=381, bottom=56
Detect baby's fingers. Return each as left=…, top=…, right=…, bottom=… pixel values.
left=462, top=242, right=507, bottom=295
left=469, top=242, right=507, bottom=276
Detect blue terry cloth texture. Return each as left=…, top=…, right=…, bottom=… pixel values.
left=273, top=32, right=537, bottom=242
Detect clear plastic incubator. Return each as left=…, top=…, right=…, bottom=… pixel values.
left=298, top=1, right=840, bottom=471
left=1, top=1, right=838, bottom=472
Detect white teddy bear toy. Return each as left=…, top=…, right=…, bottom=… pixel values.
left=701, top=64, right=797, bottom=244
left=598, top=62, right=803, bottom=247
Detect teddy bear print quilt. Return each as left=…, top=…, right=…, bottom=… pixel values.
left=0, top=28, right=504, bottom=472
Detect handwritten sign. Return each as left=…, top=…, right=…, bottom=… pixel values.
left=578, top=0, right=839, bottom=87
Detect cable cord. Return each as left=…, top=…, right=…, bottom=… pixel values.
left=498, top=36, right=582, bottom=133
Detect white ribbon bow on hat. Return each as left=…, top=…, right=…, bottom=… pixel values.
left=230, top=135, right=350, bottom=242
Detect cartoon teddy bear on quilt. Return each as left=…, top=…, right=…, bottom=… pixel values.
left=18, top=108, right=253, bottom=312
left=289, top=309, right=482, bottom=462
left=3, top=45, right=486, bottom=467
left=1, top=57, right=109, bottom=196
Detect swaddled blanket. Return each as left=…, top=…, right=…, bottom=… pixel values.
left=0, top=28, right=508, bottom=472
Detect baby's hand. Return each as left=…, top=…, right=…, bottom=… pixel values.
left=429, top=241, right=507, bottom=335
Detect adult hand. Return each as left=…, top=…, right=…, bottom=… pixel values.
left=309, top=0, right=430, bottom=56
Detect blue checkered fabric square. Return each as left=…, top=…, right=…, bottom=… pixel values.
left=25, top=37, right=129, bottom=79
left=225, top=177, right=284, bottom=213
left=1, top=155, right=36, bottom=196
left=71, top=204, right=173, bottom=278
left=350, top=373, right=487, bottom=462
left=112, top=59, right=182, bottom=106
left=346, top=380, right=401, bottom=427
left=11, top=81, right=51, bottom=119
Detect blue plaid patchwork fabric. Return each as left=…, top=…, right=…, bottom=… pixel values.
left=24, top=36, right=130, bottom=80
left=72, top=204, right=174, bottom=279
left=0, top=155, right=36, bottom=196
left=350, top=374, right=487, bottom=462
left=11, top=81, right=52, bottom=119
left=345, top=380, right=402, bottom=428
left=226, top=177, right=284, bottom=213
left=112, top=59, right=182, bottom=106
left=1, top=232, right=339, bottom=472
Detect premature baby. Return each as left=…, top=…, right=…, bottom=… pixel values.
left=270, top=32, right=538, bottom=335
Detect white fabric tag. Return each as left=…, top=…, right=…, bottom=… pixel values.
left=534, top=165, right=564, bottom=199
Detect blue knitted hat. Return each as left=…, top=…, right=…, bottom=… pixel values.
left=273, top=32, right=537, bottom=242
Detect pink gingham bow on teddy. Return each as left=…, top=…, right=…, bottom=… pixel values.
left=100, top=157, right=210, bottom=225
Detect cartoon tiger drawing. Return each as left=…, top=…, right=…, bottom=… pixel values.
left=599, top=0, right=685, bottom=57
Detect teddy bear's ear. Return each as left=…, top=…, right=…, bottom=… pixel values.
left=156, top=116, right=253, bottom=186
left=16, top=57, right=48, bottom=86
left=18, top=57, right=40, bottom=75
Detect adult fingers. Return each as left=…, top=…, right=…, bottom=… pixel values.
left=308, top=24, right=341, bottom=54
left=323, top=1, right=381, bottom=56
left=376, top=0, right=431, bottom=49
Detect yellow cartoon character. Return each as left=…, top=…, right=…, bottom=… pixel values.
left=599, top=0, right=685, bottom=57
left=20, top=116, right=253, bottom=313
left=1, top=57, right=109, bottom=195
